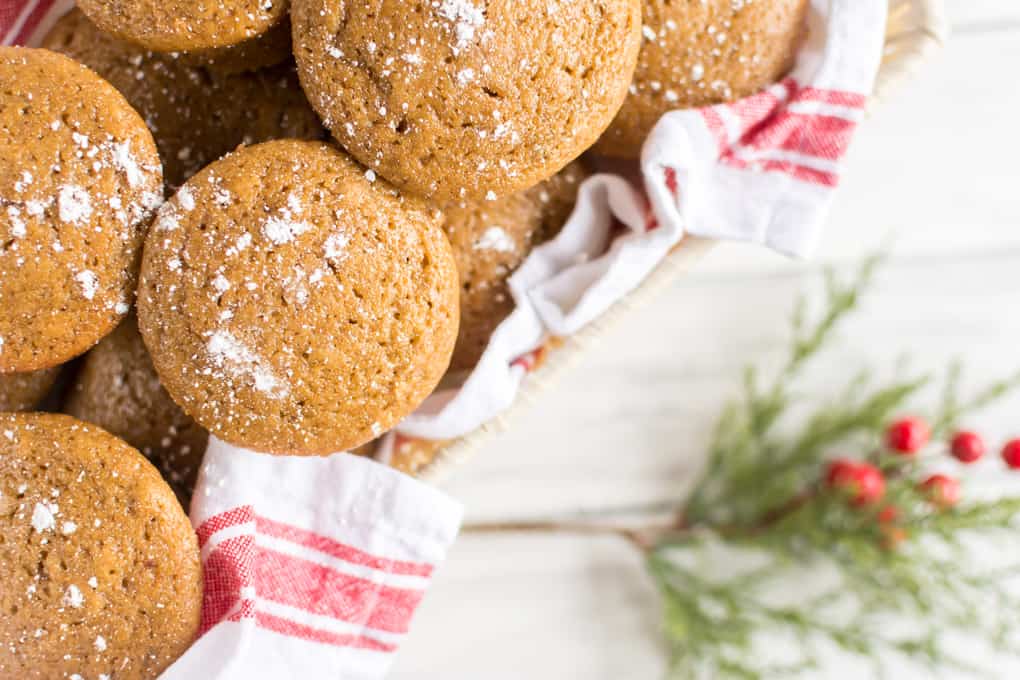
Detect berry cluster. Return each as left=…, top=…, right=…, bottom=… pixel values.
left=822, top=417, right=1020, bottom=547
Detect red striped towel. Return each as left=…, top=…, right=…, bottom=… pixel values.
left=161, top=440, right=461, bottom=680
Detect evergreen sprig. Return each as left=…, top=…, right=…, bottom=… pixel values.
left=652, top=257, right=1020, bottom=679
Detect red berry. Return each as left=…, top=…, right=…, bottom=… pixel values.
left=886, top=417, right=930, bottom=454
left=1003, top=439, right=1020, bottom=469
left=825, top=459, right=858, bottom=487
left=950, top=431, right=985, bottom=463
left=826, top=460, right=885, bottom=506
left=877, top=505, right=899, bottom=524
left=921, top=474, right=960, bottom=508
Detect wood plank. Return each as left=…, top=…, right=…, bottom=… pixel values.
left=946, top=0, right=1020, bottom=27
left=390, top=533, right=666, bottom=680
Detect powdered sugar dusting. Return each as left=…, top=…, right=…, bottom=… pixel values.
left=206, top=330, right=289, bottom=398
left=6, top=206, right=26, bottom=238
left=30, top=501, right=58, bottom=532
left=474, top=226, right=516, bottom=253
left=212, top=274, right=231, bottom=295
left=75, top=270, right=99, bottom=300
left=57, top=185, right=92, bottom=224
left=262, top=193, right=313, bottom=245
left=62, top=584, right=84, bottom=609
left=177, top=186, right=196, bottom=212
left=263, top=216, right=312, bottom=245
left=324, top=231, right=350, bottom=261
left=110, top=140, right=146, bottom=188
left=436, top=0, right=484, bottom=54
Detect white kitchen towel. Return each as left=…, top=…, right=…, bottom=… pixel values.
left=161, top=439, right=463, bottom=680
left=397, top=0, right=888, bottom=441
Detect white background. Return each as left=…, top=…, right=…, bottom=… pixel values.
left=393, top=2, right=1020, bottom=678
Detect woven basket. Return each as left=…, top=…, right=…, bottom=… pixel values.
left=417, top=0, right=949, bottom=482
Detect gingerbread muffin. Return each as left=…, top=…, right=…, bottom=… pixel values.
left=0, top=367, right=61, bottom=412
left=443, top=161, right=588, bottom=372
left=137, top=140, right=460, bottom=455
left=64, top=317, right=208, bottom=503
left=595, top=0, right=809, bottom=157
left=0, top=413, right=202, bottom=679
left=76, top=0, right=288, bottom=52
left=44, top=10, right=324, bottom=189
left=292, top=0, right=641, bottom=202
left=0, top=47, right=163, bottom=373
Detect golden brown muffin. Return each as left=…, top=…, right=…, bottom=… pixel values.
left=443, top=161, right=587, bottom=372
left=0, top=367, right=61, bottom=412
left=137, top=140, right=460, bottom=455
left=594, top=0, right=809, bottom=158
left=0, top=413, right=202, bottom=679
left=64, top=316, right=208, bottom=503
left=292, top=0, right=641, bottom=202
left=43, top=9, right=324, bottom=189
left=76, top=0, right=288, bottom=52
left=0, top=47, right=163, bottom=373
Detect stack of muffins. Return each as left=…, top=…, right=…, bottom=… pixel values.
left=1, top=0, right=808, bottom=675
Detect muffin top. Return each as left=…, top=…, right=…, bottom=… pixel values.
left=0, top=413, right=202, bottom=680
left=43, top=10, right=323, bottom=189
left=292, top=0, right=641, bottom=202
left=138, top=140, right=460, bottom=455
left=76, top=0, right=289, bottom=52
left=0, top=47, right=163, bottom=372
left=594, top=0, right=809, bottom=157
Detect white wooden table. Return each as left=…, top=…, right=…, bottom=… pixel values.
left=392, top=3, right=1020, bottom=677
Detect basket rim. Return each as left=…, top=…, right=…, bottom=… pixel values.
left=417, top=0, right=949, bottom=483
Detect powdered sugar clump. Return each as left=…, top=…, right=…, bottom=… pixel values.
left=474, top=226, right=516, bottom=253
left=436, top=0, right=484, bottom=54
left=262, top=193, right=312, bottom=245
left=324, top=231, right=350, bottom=261
left=110, top=140, right=146, bottom=188
left=212, top=274, right=231, bottom=295
left=155, top=209, right=180, bottom=232
left=206, top=330, right=289, bottom=398
left=62, top=584, right=84, bottom=609
left=31, top=501, right=58, bottom=532
left=263, top=216, right=312, bottom=245
left=57, top=185, right=92, bottom=224
left=177, top=186, right=196, bottom=211
left=6, top=206, right=26, bottom=238
left=75, top=270, right=99, bottom=300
